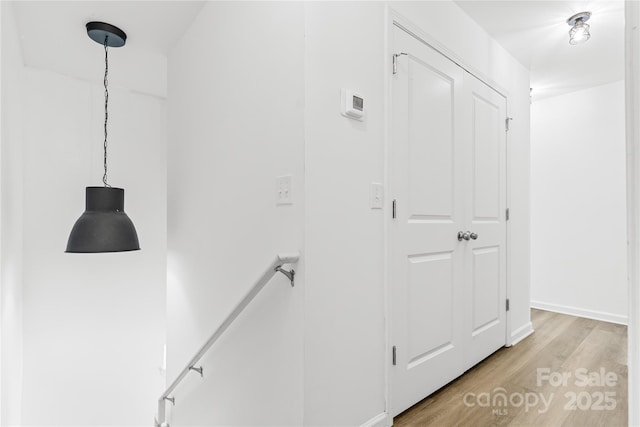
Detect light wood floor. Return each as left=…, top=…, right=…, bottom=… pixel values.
left=394, top=309, right=627, bottom=426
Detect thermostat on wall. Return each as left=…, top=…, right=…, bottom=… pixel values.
left=341, top=88, right=365, bottom=120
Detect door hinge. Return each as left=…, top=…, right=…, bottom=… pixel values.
left=392, top=199, right=397, bottom=219
left=506, top=299, right=510, bottom=312
left=393, top=52, right=408, bottom=75
left=506, top=208, right=510, bottom=221
left=506, top=117, right=513, bottom=132
left=392, top=345, right=397, bottom=365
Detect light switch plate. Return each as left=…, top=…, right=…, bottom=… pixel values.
left=276, top=175, right=293, bottom=205
left=370, top=182, right=383, bottom=209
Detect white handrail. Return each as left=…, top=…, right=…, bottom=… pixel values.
left=155, top=252, right=300, bottom=427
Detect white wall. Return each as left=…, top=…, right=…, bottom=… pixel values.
left=1, top=2, right=25, bottom=425
left=18, top=68, right=167, bottom=426
left=305, top=2, right=531, bottom=424
left=166, top=2, right=305, bottom=425
left=1, top=3, right=169, bottom=422
left=303, top=3, right=386, bottom=425
left=167, top=1, right=530, bottom=426
left=531, top=81, right=628, bottom=324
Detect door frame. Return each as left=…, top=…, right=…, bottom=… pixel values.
left=625, top=3, right=639, bottom=426
left=383, top=7, right=512, bottom=424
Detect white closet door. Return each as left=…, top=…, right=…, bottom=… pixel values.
left=390, top=25, right=467, bottom=416
left=462, top=72, right=508, bottom=368
left=390, top=25, right=508, bottom=417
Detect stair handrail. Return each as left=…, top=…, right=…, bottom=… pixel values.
left=155, top=252, right=300, bottom=426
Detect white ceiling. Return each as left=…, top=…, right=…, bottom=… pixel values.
left=11, top=1, right=205, bottom=89
left=454, top=0, right=625, bottom=100
left=11, top=1, right=623, bottom=101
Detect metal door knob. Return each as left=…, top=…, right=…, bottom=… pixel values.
left=458, top=231, right=471, bottom=241
left=470, top=232, right=478, bottom=240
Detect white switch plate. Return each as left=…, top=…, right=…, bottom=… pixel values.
left=370, top=182, right=383, bottom=209
left=276, top=175, right=293, bottom=205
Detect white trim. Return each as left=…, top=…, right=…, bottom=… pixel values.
left=531, top=301, right=628, bottom=326
left=0, top=4, right=4, bottom=423
left=625, top=2, right=640, bottom=425
left=360, top=412, right=391, bottom=427
left=504, top=92, right=512, bottom=348
left=509, top=322, right=534, bottom=347
left=382, top=4, right=392, bottom=424
left=389, top=9, right=509, bottom=100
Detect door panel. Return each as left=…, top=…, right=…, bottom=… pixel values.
left=391, top=25, right=466, bottom=416
left=465, top=73, right=507, bottom=368
left=471, top=246, right=501, bottom=334
left=471, top=94, right=502, bottom=220
left=408, top=252, right=454, bottom=365
left=408, top=58, right=455, bottom=219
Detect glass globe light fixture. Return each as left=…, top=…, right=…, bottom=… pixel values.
left=567, top=12, right=591, bottom=45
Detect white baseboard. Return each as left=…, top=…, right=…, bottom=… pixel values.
left=360, top=412, right=390, bottom=427
left=510, top=321, right=534, bottom=346
left=531, top=300, right=628, bottom=325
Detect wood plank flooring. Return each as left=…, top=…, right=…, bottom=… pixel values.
left=393, top=309, right=627, bottom=426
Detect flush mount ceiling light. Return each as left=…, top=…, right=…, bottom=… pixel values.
left=567, top=11, right=591, bottom=45
left=66, top=22, right=140, bottom=253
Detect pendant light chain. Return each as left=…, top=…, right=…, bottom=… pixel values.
left=103, top=36, right=111, bottom=187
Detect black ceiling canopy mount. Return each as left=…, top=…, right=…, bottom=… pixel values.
left=86, top=21, right=127, bottom=47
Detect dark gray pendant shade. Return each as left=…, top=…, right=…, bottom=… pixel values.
left=66, top=187, right=140, bottom=253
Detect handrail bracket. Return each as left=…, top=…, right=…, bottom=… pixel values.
left=275, top=265, right=295, bottom=287
left=189, top=365, right=204, bottom=377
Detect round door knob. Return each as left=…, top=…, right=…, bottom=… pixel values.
left=458, top=231, right=471, bottom=241
left=470, top=232, right=478, bottom=240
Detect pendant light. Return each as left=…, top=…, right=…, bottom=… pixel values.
left=567, top=12, right=591, bottom=45
left=66, top=22, right=140, bottom=253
